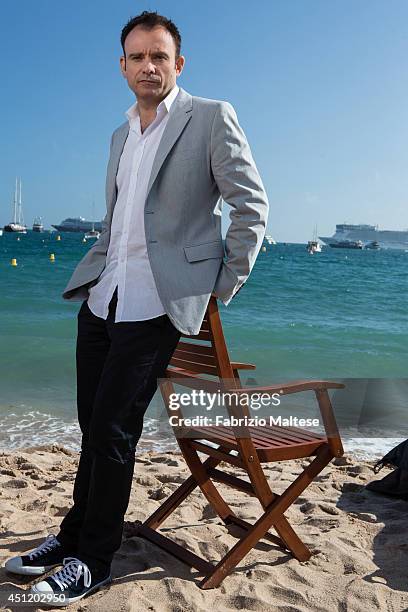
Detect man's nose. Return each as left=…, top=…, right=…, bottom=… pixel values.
left=142, top=61, right=156, bottom=74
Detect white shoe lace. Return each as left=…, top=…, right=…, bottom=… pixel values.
left=51, top=557, right=91, bottom=591
left=28, top=534, right=60, bottom=560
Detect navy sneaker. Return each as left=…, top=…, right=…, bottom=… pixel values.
left=30, top=556, right=112, bottom=606
left=4, top=534, right=75, bottom=576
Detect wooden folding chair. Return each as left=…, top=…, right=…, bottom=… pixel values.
left=132, top=297, right=344, bottom=589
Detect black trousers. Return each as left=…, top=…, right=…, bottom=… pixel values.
left=56, top=289, right=181, bottom=573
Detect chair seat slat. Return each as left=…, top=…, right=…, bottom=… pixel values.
left=188, top=425, right=326, bottom=451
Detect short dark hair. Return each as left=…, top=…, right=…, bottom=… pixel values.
left=121, top=11, right=181, bottom=58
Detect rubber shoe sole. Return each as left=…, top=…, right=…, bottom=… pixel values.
left=30, top=575, right=112, bottom=606
left=5, top=556, right=61, bottom=576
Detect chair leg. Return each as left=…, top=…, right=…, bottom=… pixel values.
left=273, top=517, right=311, bottom=561
left=199, top=446, right=333, bottom=589
left=177, top=439, right=237, bottom=522
left=144, top=454, right=221, bottom=530
left=135, top=444, right=236, bottom=532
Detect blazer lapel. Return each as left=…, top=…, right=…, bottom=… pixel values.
left=106, top=122, right=129, bottom=213
left=106, top=88, right=193, bottom=212
left=146, top=87, right=193, bottom=198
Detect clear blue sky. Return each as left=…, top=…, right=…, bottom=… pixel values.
left=1, top=0, right=407, bottom=242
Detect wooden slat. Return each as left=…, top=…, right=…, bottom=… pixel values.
left=170, top=357, right=218, bottom=376
left=190, top=426, right=249, bottom=448
left=211, top=425, right=271, bottom=449
left=190, top=425, right=326, bottom=453
left=230, top=380, right=345, bottom=396
left=164, top=368, right=222, bottom=392
left=192, top=428, right=239, bottom=445
left=177, top=342, right=216, bottom=357
left=258, top=441, right=325, bottom=462
left=183, top=329, right=212, bottom=341
left=181, top=428, right=324, bottom=463
left=251, top=426, right=324, bottom=447
left=172, top=349, right=217, bottom=367
left=250, top=428, right=307, bottom=447
left=231, top=362, right=256, bottom=370
left=197, top=426, right=276, bottom=450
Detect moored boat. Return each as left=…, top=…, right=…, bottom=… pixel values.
left=4, top=178, right=27, bottom=233
left=331, top=240, right=363, bottom=249
left=52, top=217, right=103, bottom=233
left=365, top=240, right=380, bottom=250
left=320, top=223, right=408, bottom=250
left=32, top=217, right=44, bottom=232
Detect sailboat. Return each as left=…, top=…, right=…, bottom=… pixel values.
left=84, top=201, right=100, bottom=240
left=4, top=178, right=27, bottom=233
left=307, top=224, right=322, bottom=254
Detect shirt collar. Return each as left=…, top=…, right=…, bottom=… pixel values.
left=125, top=84, right=180, bottom=127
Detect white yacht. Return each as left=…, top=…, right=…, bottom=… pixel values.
left=84, top=201, right=100, bottom=240
left=84, top=227, right=100, bottom=240
left=32, top=216, right=44, bottom=232
left=307, top=240, right=322, bottom=254
left=307, top=225, right=322, bottom=254
left=264, top=234, right=276, bottom=245
left=4, top=178, right=27, bottom=233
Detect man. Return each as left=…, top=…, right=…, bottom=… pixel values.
left=4, top=11, right=268, bottom=605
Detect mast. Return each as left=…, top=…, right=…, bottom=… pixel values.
left=13, top=177, right=18, bottom=224
left=18, top=179, right=23, bottom=225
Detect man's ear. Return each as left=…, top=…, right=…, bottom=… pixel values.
left=175, top=55, right=185, bottom=77
left=119, top=56, right=127, bottom=77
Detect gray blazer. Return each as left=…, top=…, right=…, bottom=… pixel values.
left=62, top=87, right=269, bottom=334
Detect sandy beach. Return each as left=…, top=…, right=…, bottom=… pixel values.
left=0, top=444, right=407, bottom=611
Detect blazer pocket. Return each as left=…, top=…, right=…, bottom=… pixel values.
left=176, top=148, right=202, bottom=162
left=184, top=241, right=225, bottom=262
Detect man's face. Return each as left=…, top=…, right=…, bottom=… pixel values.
left=120, top=25, right=185, bottom=104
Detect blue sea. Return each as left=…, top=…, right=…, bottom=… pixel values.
left=0, top=231, right=407, bottom=459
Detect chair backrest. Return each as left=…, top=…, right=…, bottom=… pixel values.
left=167, top=296, right=238, bottom=383
left=162, top=298, right=273, bottom=477
left=164, top=296, right=257, bottom=432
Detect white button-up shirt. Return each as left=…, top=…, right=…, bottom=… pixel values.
left=87, top=85, right=180, bottom=322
